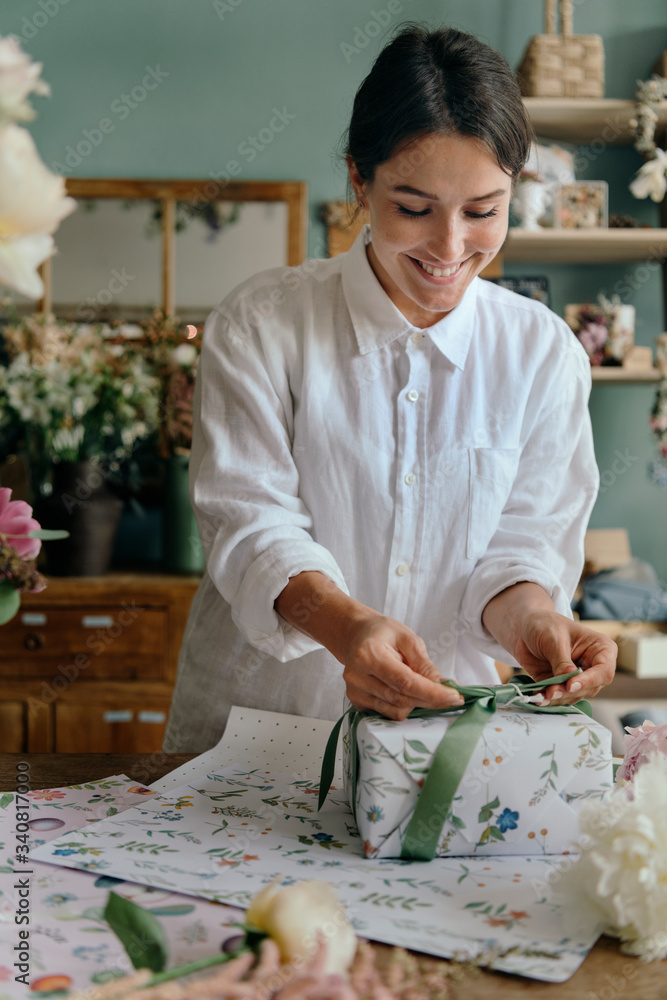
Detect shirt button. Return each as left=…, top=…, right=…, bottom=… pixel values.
left=395, top=563, right=410, bottom=577
left=410, top=332, right=423, bottom=344
left=406, top=389, right=419, bottom=403
left=404, top=472, right=417, bottom=486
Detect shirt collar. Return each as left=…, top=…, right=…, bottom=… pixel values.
left=341, top=224, right=478, bottom=370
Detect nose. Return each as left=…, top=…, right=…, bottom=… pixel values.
left=426, top=219, right=466, bottom=264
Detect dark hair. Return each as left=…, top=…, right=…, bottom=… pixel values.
left=344, top=24, right=533, bottom=189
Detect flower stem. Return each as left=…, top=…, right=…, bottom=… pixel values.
left=142, top=946, right=250, bottom=988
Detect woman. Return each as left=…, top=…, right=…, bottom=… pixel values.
left=164, top=25, right=616, bottom=753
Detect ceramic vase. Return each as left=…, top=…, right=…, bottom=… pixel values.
left=162, top=453, right=205, bottom=574
left=37, top=461, right=123, bottom=577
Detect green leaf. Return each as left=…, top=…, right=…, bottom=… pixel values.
left=103, top=891, right=169, bottom=972
left=489, top=826, right=505, bottom=842
left=403, top=750, right=425, bottom=764
left=0, top=793, right=13, bottom=809
left=450, top=814, right=466, bottom=830
left=478, top=826, right=492, bottom=844
left=28, top=528, right=70, bottom=540
left=539, top=750, right=552, bottom=757
left=486, top=796, right=500, bottom=811
left=406, top=740, right=430, bottom=754
left=0, top=581, right=20, bottom=625
left=551, top=760, right=558, bottom=775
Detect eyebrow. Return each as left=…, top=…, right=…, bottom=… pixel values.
left=392, top=184, right=507, bottom=202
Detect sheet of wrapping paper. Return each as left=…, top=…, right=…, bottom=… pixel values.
left=346, top=706, right=613, bottom=858
left=31, top=750, right=605, bottom=983
left=150, top=706, right=343, bottom=793
left=0, top=775, right=244, bottom=999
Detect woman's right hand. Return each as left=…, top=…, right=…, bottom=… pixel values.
left=275, top=571, right=464, bottom=720
left=340, top=613, right=465, bottom=720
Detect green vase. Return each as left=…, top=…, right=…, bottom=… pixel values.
left=162, top=454, right=205, bottom=574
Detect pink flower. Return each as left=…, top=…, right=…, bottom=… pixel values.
left=577, top=322, right=609, bottom=357
left=0, top=487, right=41, bottom=558
left=617, top=720, right=667, bottom=783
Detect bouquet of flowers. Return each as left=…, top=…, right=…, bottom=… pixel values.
left=0, top=486, right=67, bottom=623
left=560, top=718, right=667, bottom=961
left=565, top=294, right=635, bottom=366
left=0, top=312, right=160, bottom=494
left=0, top=35, right=75, bottom=299
left=142, top=309, right=201, bottom=455
left=649, top=333, right=667, bottom=486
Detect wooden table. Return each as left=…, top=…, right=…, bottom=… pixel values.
left=1, top=754, right=663, bottom=999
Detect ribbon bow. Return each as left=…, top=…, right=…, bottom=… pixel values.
left=319, top=672, right=591, bottom=861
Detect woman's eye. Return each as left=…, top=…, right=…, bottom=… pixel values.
left=397, top=205, right=431, bottom=218
left=466, top=208, right=498, bottom=219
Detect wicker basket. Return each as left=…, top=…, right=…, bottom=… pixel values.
left=517, top=0, right=604, bottom=99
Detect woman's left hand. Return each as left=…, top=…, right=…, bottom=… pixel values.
left=512, top=610, right=617, bottom=705
left=482, top=582, right=617, bottom=704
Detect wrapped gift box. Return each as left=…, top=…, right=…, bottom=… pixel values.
left=345, top=706, right=612, bottom=858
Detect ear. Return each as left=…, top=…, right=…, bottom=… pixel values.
left=346, top=155, right=366, bottom=207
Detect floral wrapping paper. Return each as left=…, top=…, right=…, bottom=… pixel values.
left=345, top=707, right=613, bottom=858
left=29, top=761, right=605, bottom=983
left=0, top=776, right=244, bottom=999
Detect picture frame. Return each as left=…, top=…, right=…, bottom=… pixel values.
left=553, top=180, right=608, bottom=229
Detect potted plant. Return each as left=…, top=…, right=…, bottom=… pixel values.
left=0, top=312, right=160, bottom=575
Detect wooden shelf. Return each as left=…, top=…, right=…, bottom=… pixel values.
left=504, top=227, right=667, bottom=263
left=523, top=98, right=667, bottom=145
left=591, top=367, right=661, bottom=383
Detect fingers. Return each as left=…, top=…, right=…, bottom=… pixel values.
left=535, top=629, right=617, bottom=705
left=342, top=620, right=465, bottom=718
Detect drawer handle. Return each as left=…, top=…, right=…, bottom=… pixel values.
left=21, top=612, right=47, bottom=626
left=82, top=615, right=114, bottom=628
left=138, top=711, right=166, bottom=724
left=24, top=632, right=44, bottom=651
left=103, top=710, right=133, bottom=723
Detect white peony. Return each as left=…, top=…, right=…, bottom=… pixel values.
left=560, top=756, right=667, bottom=961
left=171, top=342, right=198, bottom=367
left=245, top=878, right=358, bottom=975
left=629, top=148, right=667, bottom=203
left=0, top=123, right=76, bottom=298
left=0, top=35, right=49, bottom=125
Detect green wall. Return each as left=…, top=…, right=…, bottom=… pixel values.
left=5, top=0, right=667, bottom=579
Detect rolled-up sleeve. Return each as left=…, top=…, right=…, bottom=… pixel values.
left=190, top=298, right=349, bottom=662
left=460, top=340, right=598, bottom=664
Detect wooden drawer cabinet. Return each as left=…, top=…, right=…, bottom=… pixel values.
left=0, top=702, right=26, bottom=752
left=55, top=696, right=172, bottom=752
left=0, top=606, right=168, bottom=680
left=0, top=573, right=199, bottom=753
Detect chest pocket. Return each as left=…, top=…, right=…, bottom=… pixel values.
left=467, top=447, right=521, bottom=562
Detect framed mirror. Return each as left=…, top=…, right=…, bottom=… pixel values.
left=39, top=179, right=308, bottom=322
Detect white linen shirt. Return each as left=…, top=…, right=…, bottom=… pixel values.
left=164, top=225, right=598, bottom=753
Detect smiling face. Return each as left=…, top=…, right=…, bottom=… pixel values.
left=347, top=132, right=512, bottom=328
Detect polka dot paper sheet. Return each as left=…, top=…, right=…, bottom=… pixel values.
left=150, top=706, right=343, bottom=793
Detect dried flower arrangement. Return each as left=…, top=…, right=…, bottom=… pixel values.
left=629, top=75, right=667, bottom=203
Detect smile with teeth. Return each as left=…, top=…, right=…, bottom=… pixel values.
left=414, top=258, right=462, bottom=277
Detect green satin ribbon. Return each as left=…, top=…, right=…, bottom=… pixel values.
left=318, top=672, right=591, bottom=862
